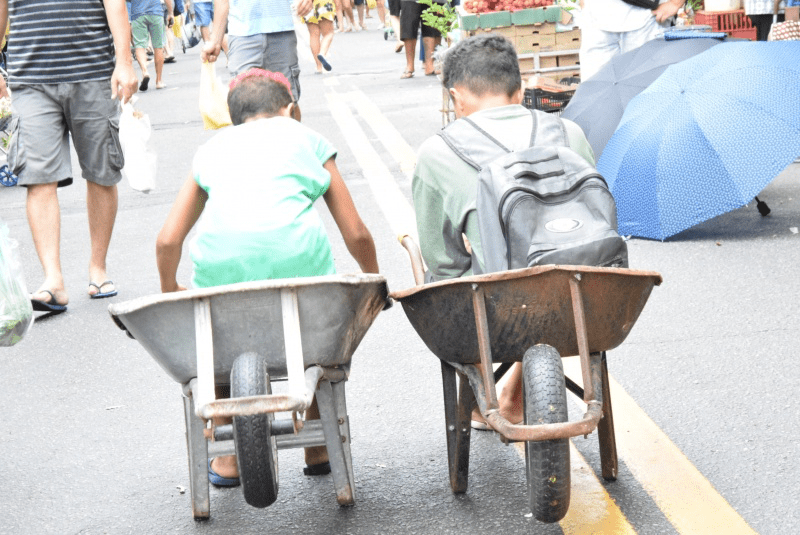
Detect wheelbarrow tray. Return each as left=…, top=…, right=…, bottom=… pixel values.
left=391, top=265, right=662, bottom=364
left=109, top=273, right=388, bottom=384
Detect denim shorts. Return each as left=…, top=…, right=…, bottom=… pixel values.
left=10, top=81, right=123, bottom=187
left=194, top=2, right=213, bottom=27
left=228, top=31, right=301, bottom=102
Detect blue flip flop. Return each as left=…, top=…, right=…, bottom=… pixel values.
left=208, top=459, right=240, bottom=487
left=89, top=280, right=118, bottom=299
left=317, top=54, right=332, bottom=72
left=31, top=290, right=67, bottom=313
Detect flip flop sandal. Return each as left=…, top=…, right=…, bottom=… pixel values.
left=139, top=75, right=150, bottom=91
left=303, top=461, right=331, bottom=476
left=31, top=290, right=67, bottom=313
left=317, top=54, right=332, bottom=72
left=401, top=70, right=414, bottom=79
left=208, top=459, right=240, bottom=487
left=89, top=280, right=118, bottom=299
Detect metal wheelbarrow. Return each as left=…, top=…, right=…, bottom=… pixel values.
left=109, top=273, right=388, bottom=518
left=390, top=236, right=662, bottom=523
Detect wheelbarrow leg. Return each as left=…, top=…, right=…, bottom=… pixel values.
left=183, top=389, right=210, bottom=519
left=596, top=352, right=618, bottom=481
left=316, top=378, right=356, bottom=506
left=441, top=361, right=472, bottom=494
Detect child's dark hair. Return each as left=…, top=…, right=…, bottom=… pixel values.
left=442, top=34, right=521, bottom=98
left=227, top=69, right=294, bottom=125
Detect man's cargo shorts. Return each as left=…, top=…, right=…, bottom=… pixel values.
left=10, top=80, right=124, bottom=187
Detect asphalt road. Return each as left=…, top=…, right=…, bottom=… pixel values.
left=2, top=21, right=799, bottom=535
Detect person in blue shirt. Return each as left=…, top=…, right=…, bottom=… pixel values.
left=131, top=0, right=174, bottom=89
left=199, top=0, right=314, bottom=120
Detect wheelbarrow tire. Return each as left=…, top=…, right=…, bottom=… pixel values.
left=523, top=344, right=570, bottom=523
left=231, top=352, right=279, bottom=508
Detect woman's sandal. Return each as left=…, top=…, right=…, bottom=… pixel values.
left=401, top=70, right=414, bottom=79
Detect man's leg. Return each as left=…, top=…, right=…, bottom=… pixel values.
left=260, top=31, right=302, bottom=119
left=131, top=18, right=152, bottom=89
left=154, top=47, right=165, bottom=87
left=86, top=181, right=118, bottom=296
left=27, top=183, right=68, bottom=306
left=147, top=14, right=168, bottom=88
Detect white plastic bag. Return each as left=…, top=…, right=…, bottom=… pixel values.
left=0, top=220, right=33, bottom=346
left=119, top=99, right=157, bottom=193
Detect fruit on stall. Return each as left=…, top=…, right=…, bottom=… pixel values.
left=462, top=0, right=554, bottom=13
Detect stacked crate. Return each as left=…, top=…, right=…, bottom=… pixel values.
left=694, top=10, right=757, bottom=40
left=459, top=6, right=581, bottom=82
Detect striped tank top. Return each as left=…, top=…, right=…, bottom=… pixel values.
left=7, top=0, right=115, bottom=85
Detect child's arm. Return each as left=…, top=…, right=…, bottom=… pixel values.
left=322, top=157, right=379, bottom=274
left=156, top=175, right=208, bottom=292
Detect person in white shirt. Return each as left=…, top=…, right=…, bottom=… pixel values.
left=579, top=0, right=684, bottom=81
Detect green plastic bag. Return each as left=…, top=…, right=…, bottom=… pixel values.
left=0, top=220, right=33, bottom=346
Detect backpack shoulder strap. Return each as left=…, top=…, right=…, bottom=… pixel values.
left=529, top=108, right=569, bottom=148
left=438, top=116, right=512, bottom=171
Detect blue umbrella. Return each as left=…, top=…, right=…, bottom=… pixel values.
left=597, top=41, right=800, bottom=241
left=561, top=34, right=725, bottom=160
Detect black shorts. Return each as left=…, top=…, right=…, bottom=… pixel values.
left=389, top=0, right=401, bottom=16
left=400, top=0, right=441, bottom=40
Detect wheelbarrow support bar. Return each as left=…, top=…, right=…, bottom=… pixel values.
left=462, top=273, right=605, bottom=442
left=453, top=356, right=604, bottom=442
left=192, top=288, right=348, bottom=421
left=193, top=366, right=347, bottom=420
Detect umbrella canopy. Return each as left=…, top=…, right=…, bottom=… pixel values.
left=597, top=41, right=800, bottom=241
left=560, top=35, right=724, bottom=159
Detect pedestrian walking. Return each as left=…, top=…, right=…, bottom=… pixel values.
left=0, top=0, right=138, bottom=313
left=400, top=0, right=441, bottom=77
left=131, top=0, right=175, bottom=90
left=303, top=0, right=337, bottom=73
left=201, top=0, right=314, bottom=120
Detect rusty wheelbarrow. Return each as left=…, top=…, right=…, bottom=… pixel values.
left=109, top=274, right=387, bottom=518
left=390, top=236, right=662, bottom=523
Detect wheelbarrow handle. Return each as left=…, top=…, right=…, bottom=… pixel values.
left=398, top=234, right=426, bottom=286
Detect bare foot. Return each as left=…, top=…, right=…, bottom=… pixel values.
left=156, top=82, right=167, bottom=89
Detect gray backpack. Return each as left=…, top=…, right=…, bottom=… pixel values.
left=439, top=109, right=628, bottom=274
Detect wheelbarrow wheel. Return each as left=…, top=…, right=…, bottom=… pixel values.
left=231, top=352, right=279, bottom=508
left=523, top=344, right=570, bottom=523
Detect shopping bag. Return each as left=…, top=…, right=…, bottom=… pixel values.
left=173, top=14, right=183, bottom=39
left=119, top=100, right=157, bottom=193
left=0, top=220, right=33, bottom=346
left=367, top=0, right=377, bottom=8
left=181, top=11, right=202, bottom=49
left=199, top=61, right=232, bottom=130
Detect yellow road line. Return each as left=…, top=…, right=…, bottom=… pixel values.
left=562, top=357, right=758, bottom=535
left=514, top=441, right=637, bottom=534
left=345, top=90, right=418, bottom=178
left=325, top=90, right=419, bottom=242
left=327, top=85, right=755, bottom=533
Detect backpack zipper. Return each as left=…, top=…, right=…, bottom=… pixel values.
left=497, top=174, right=608, bottom=236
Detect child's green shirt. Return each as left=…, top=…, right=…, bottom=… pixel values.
left=189, top=116, right=337, bottom=288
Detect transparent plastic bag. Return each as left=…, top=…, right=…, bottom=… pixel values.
left=0, top=220, right=33, bottom=346
left=119, top=99, right=157, bottom=193
left=199, top=61, right=232, bottom=130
